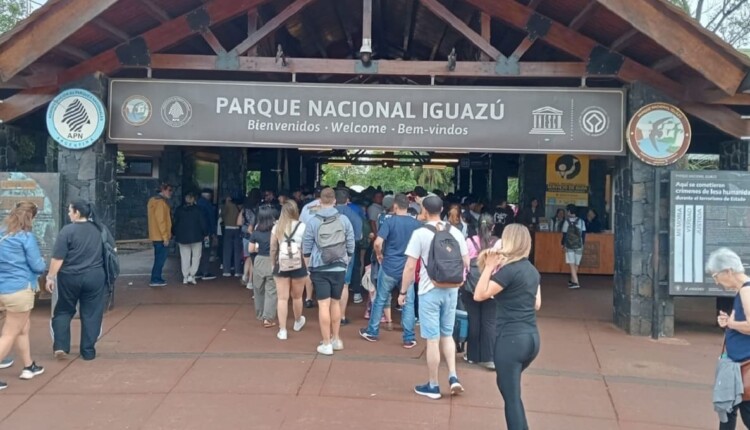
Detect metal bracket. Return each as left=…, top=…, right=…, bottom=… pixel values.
left=525, top=13, right=551, bottom=41
left=495, top=56, right=520, bottom=76
left=115, top=37, right=151, bottom=67
left=216, top=51, right=240, bottom=70
left=355, top=59, right=379, bottom=74
left=186, top=7, right=211, bottom=32
left=587, top=45, right=625, bottom=75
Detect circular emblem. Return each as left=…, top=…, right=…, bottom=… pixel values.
left=579, top=106, right=610, bottom=137
left=122, top=95, right=152, bottom=126
left=627, top=103, right=691, bottom=166
left=554, top=155, right=582, bottom=180
left=161, top=96, right=192, bottom=128
left=45, top=89, right=106, bottom=150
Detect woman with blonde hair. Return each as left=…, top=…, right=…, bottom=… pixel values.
left=0, top=202, right=47, bottom=389
left=474, top=224, right=541, bottom=430
left=445, top=204, right=468, bottom=238
left=271, top=200, right=307, bottom=340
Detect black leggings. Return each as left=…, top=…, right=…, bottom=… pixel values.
left=721, top=400, right=750, bottom=429
left=494, top=332, right=540, bottom=430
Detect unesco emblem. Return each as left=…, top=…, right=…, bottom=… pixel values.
left=46, top=89, right=106, bottom=150
left=161, top=96, right=192, bottom=128
left=122, top=95, right=152, bottom=126
left=579, top=106, right=609, bottom=137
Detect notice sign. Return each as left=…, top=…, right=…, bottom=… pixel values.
left=670, top=171, right=750, bottom=296
left=108, top=79, right=625, bottom=154
left=545, top=154, right=589, bottom=208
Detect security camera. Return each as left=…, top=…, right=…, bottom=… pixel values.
left=360, top=38, right=373, bottom=66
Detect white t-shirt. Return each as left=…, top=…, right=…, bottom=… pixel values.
left=405, top=221, right=469, bottom=296
left=271, top=220, right=306, bottom=246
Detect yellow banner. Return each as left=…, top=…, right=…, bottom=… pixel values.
left=545, top=154, right=589, bottom=208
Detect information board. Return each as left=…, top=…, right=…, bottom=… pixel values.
left=0, top=173, right=61, bottom=262
left=670, top=170, right=750, bottom=296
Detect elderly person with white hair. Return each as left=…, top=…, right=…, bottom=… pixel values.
left=708, top=247, right=750, bottom=429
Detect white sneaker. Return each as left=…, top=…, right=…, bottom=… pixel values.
left=183, top=278, right=188, bottom=285
left=332, top=338, right=344, bottom=351
left=277, top=329, right=288, bottom=340
left=353, top=293, right=363, bottom=304
left=246, top=282, right=254, bottom=290
left=317, top=343, right=334, bottom=356
left=241, top=275, right=248, bottom=284
left=188, top=276, right=197, bottom=285
left=293, top=316, right=306, bottom=332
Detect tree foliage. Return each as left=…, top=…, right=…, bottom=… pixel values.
left=0, top=0, right=26, bottom=34
left=669, top=0, right=750, bottom=47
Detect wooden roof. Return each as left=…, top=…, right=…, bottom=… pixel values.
left=0, top=0, right=747, bottom=139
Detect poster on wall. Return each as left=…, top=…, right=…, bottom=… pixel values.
left=0, top=173, right=61, bottom=261
left=545, top=154, right=589, bottom=212
left=670, top=170, right=750, bottom=296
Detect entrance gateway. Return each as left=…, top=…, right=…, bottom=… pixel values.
left=0, top=0, right=748, bottom=339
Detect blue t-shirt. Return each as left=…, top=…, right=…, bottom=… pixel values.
left=336, top=204, right=363, bottom=241
left=378, top=215, right=422, bottom=278
left=726, top=284, right=750, bottom=362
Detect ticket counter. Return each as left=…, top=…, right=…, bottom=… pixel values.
left=533, top=231, right=614, bottom=275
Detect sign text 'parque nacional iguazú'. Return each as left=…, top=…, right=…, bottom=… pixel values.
left=108, top=79, right=625, bottom=154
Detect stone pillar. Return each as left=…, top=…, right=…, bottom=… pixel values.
left=285, top=149, right=302, bottom=192
left=0, top=126, right=12, bottom=171
left=181, top=150, right=198, bottom=195
left=259, top=149, right=279, bottom=192
left=518, top=154, right=546, bottom=210
left=613, top=82, right=675, bottom=337
left=589, top=159, right=608, bottom=223
left=57, top=74, right=117, bottom=233
left=159, top=147, right=183, bottom=208
left=472, top=169, right=489, bottom=201
left=457, top=165, right=470, bottom=196
left=219, top=147, right=247, bottom=200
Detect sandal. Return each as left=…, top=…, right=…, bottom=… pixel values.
left=385, top=321, right=394, bottom=331
left=263, top=320, right=276, bottom=328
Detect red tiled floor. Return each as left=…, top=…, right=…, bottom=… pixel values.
left=608, top=382, right=715, bottom=429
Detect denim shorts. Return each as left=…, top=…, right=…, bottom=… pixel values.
left=345, top=256, right=355, bottom=285
left=418, top=287, right=458, bottom=340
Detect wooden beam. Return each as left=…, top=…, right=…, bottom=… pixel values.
left=54, top=43, right=92, bottom=62
left=464, top=0, right=684, bottom=98
left=247, top=10, right=259, bottom=56
left=480, top=12, right=491, bottom=61
left=510, top=36, right=534, bottom=61
left=527, top=0, right=544, bottom=9
left=232, top=0, right=317, bottom=55
left=595, top=0, right=748, bottom=95
left=609, top=28, right=639, bottom=52
left=569, top=1, right=597, bottom=31
left=0, top=0, right=119, bottom=82
left=139, top=0, right=171, bottom=22
left=0, top=0, right=269, bottom=123
left=150, top=53, right=592, bottom=78
left=420, top=0, right=502, bottom=60
left=651, top=55, right=682, bottom=73
left=680, top=103, right=750, bottom=139
left=201, top=29, right=226, bottom=54
left=91, top=18, right=130, bottom=43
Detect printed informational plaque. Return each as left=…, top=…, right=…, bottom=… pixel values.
left=670, top=170, right=750, bottom=296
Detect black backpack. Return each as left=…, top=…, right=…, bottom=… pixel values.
left=96, top=225, right=120, bottom=310
left=564, top=218, right=584, bottom=250
left=423, top=222, right=464, bottom=288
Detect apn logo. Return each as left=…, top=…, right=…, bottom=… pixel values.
left=61, top=99, right=91, bottom=138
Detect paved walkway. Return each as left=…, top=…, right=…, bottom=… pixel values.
left=0, top=251, right=725, bottom=429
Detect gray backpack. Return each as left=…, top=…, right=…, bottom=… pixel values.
left=315, top=214, right=347, bottom=265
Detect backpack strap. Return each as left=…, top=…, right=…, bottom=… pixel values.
left=470, top=236, right=481, bottom=253
left=285, top=221, right=301, bottom=241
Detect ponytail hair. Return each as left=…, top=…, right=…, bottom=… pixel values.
left=70, top=199, right=104, bottom=231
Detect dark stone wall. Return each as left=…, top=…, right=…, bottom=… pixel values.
left=518, top=154, right=547, bottom=210
left=219, top=147, right=248, bottom=200
left=57, top=74, right=117, bottom=234
left=490, top=154, right=511, bottom=204
left=159, top=147, right=184, bottom=208
left=0, top=124, right=50, bottom=172
left=613, top=82, right=675, bottom=337
left=116, top=178, right=159, bottom=240
left=719, top=141, right=750, bottom=170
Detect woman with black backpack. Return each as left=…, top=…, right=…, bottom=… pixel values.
left=461, top=213, right=497, bottom=370
left=271, top=201, right=308, bottom=341
left=46, top=199, right=115, bottom=361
